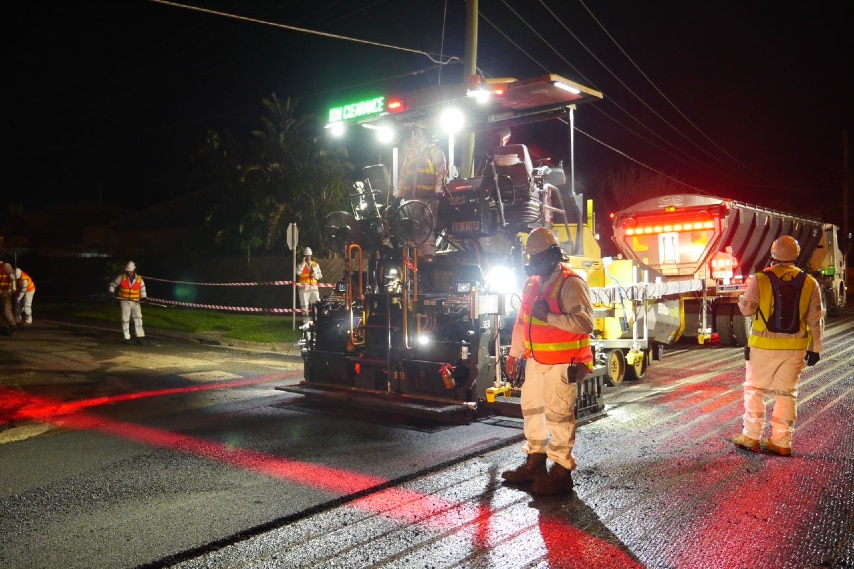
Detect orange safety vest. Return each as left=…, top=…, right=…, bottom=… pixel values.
left=298, top=262, right=318, bottom=286
left=116, top=276, right=144, bottom=300
left=400, top=144, right=442, bottom=199
left=0, top=265, right=12, bottom=291
left=520, top=265, right=593, bottom=365
left=18, top=270, right=35, bottom=293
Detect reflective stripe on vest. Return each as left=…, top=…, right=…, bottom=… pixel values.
left=298, top=263, right=318, bottom=286
left=401, top=144, right=440, bottom=197
left=748, top=267, right=814, bottom=350
left=520, top=265, right=593, bottom=365
left=0, top=267, right=12, bottom=291
left=117, top=276, right=143, bottom=300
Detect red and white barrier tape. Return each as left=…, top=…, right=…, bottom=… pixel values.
left=147, top=298, right=307, bottom=314
left=143, top=276, right=334, bottom=287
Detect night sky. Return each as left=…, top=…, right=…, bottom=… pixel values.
left=8, top=0, right=851, bottom=230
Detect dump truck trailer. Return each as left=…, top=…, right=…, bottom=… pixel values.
left=609, top=194, right=848, bottom=347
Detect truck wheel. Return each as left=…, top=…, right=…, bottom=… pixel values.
left=605, top=349, right=626, bottom=387
left=820, top=287, right=830, bottom=319
left=625, top=349, right=648, bottom=381
left=732, top=314, right=749, bottom=347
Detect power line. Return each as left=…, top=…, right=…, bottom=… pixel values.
left=575, top=0, right=767, bottom=184
left=147, top=0, right=461, bottom=65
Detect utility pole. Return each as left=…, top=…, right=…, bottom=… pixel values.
left=460, top=0, right=478, bottom=178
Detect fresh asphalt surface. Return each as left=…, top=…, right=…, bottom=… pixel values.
left=1, top=307, right=852, bottom=568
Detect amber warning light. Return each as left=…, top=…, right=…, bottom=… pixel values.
left=623, top=220, right=715, bottom=236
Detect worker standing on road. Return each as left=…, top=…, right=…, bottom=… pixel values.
left=0, top=255, right=17, bottom=335
left=14, top=268, right=36, bottom=325
left=108, top=261, right=147, bottom=345
left=395, top=121, right=447, bottom=259
left=297, top=247, right=322, bottom=325
left=502, top=227, right=595, bottom=496
left=733, top=235, right=823, bottom=457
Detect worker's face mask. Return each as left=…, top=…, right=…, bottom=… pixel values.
left=524, top=247, right=561, bottom=278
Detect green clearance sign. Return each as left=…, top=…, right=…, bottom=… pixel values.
left=328, top=96, right=385, bottom=123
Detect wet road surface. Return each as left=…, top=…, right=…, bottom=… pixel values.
left=1, top=308, right=852, bottom=569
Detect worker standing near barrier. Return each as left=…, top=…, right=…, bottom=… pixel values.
left=14, top=268, right=36, bottom=325
left=733, top=235, right=823, bottom=457
left=297, top=247, right=322, bottom=325
left=108, top=261, right=147, bottom=345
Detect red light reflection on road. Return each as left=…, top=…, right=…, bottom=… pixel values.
left=2, top=385, right=642, bottom=566
left=1, top=374, right=297, bottom=424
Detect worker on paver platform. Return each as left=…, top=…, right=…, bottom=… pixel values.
left=733, top=235, right=823, bottom=457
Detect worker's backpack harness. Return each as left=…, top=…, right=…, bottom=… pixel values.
left=757, top=269, right=807, bottom=334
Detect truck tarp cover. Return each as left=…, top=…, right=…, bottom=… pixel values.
left=611, top=194, right=823, bottom=278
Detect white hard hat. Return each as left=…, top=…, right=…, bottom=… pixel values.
left=770, top=236, right=800, bottom=262
left=525, top=227, right=559, bottom=256
left=15, top=268, right=22, bottom=279
left=125, top=261, right=136, bottom=272
left=303, top=247, right=313, bottom=256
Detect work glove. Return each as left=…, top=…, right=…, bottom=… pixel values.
left=505, top=355, right=525, bottom=387
left=805, top=351, right=820, bottom=366
left=531, top=299, right=550, bottom=323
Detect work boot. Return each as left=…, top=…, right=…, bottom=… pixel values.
left=501, top=453, right=547, bottom=486
left=530, top=463, right=574, bottom=496
left=762, top=439, right=793, bottom=457
left=732, top=434, right=761, bottom=452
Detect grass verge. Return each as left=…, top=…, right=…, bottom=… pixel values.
left=37, top=299, right=303, bottom=344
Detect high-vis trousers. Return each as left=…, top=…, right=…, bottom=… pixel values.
left=300, top=286, right=320, bottom=323
left=519, top=359, right=578, bottom=471
left=16, top=290, right=34, bottom=324
left=742, top=346, right=805, bottom=448
left=119, top=299, right=145, bottom=340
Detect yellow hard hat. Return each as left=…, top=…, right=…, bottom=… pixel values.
left=525, top=227, right=558, bottom=256
left=770, top=235, right=800, bottom=262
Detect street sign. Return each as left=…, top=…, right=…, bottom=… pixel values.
left=286, top=223, right=298, bottom=251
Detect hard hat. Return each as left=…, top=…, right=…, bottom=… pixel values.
left=124, top=261, right=136, bottom=272
left=770, top=235, right=800, bottom=262
left=525, top=227, right=558, bottom=256
left=303, top=247, right=313, bottom=256
left=15, top=268, right=22, bottom=279
left=411, top=120, right=429, bottom=133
